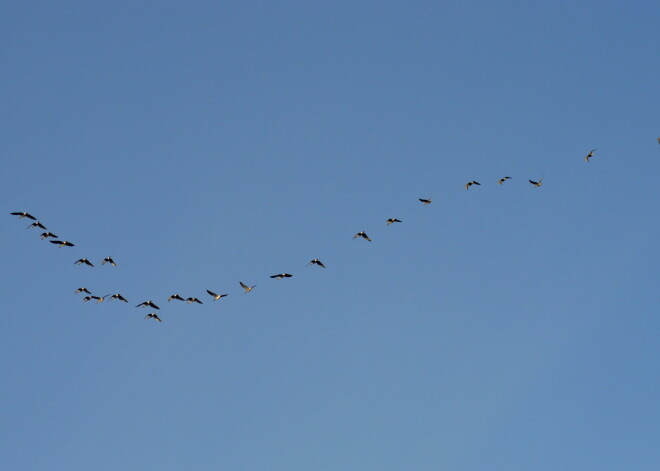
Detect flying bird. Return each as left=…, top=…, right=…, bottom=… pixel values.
left=109, top=293, right=128, bottom=302
left=10, top=212, right=37, bottom=220
left=419, top=198, right=432, bottom=205
left=307, top=259, right=326, bottom=268
left=386, top=218, right=402, bottom=225
left=74, top=258, right=94, bottom=267
left=207, top=290, right=228, bottom=301
left=136, top=300, right=160, bottom=310
left=83, top=296, right=101, bottom=302
left=168, top=294, right=185, bottom=302
left=584, top=149, right=597, bottom=162
left=498, top=177, right=512, bottom=184
left=26, top=221, right=47, bottom=230
left=270, top=273, right=293, bottom=279
left=465, top=181, right=481, bottom=190
left=101, top=256, right=117, bottom=266
left=50, top=240, right=75, bottom=247
left=40, top=232, right=58, bottom=239
left=145, top=313, right=162, bottom=322
left=529, top=178, right=544, bottom=187
left=186, top=297, right=203, bottom=304
left=240, top=281, right=256, bottom=293
left=353, top=231, right=371, bottom=242
left=75, top=288, right=92, bottom=295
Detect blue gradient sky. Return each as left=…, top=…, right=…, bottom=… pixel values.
left=1, top=1, right=659, bottom=470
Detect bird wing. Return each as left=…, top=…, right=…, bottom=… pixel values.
left=240, top=281, right=248, bottom=289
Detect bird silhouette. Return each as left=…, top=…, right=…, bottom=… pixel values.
left=465, top=181, right=481, bottom=190
left=145, top=313, right=162, bottom=322
left=40, top=232, right=58, bottom=239
left=109, top=293, right=128, bottom=302
left=529, top=177, right=544, bottom=187
left=94, top=294, right=111, bottom=303
left=307, top=259, right=326, bottom=268
left=74, top=258, right=94, bottom=267
left=270, top=273, right=293, bottom=279
left=240, top=281, right=256, bottom=293
left=75, top=287, right=91, bottom=294
left=50, top=240, right=75, bottom=247
left=386, top=218, right=402, bottom=225
left=584, top=149, right=597, bottom=162
left=353, top=231, right=372, bottom=242
left=10, top=212, right=36, bottom=220
left=419, top=198, right=432, bottom=205
left=136, top=300, right=160, bottom=310
left=83, top=296, right=101, bottom=302
left=207, top=290, right=228, bottom=301
left=26, top=221, right=47, bottom=230
left=498, top=176, right=512, bottom=184
left=167, top=294, right=185, bottom=302
left=102, top=256, right=117, bottom=266
left=186, top=297, right=203, bottom=304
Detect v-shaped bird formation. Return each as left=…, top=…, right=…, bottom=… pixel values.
left=10, top=146, right=649, bottom=323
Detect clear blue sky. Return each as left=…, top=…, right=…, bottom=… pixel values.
left=1, top=1, right=658, bottom=469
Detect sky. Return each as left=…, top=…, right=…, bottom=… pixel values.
left=1, top=1, right=659, bottom=469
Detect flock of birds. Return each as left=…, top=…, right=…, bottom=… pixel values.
left=10, top=145, right=656, bottom=323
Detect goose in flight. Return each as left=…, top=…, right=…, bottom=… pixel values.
left=584, top=149, right=597, bottom=162
left=529, top=177, right=544, bottom=187
left=186, top=297, right=203, bottom=304
left=498, top=176, right=512, bottom=184
left=75, top=287, right=91, bottom=294
left=27, top=221, right=47, bottom=230
left=145, top=313, right=162, bottom=322
left=50, top=240, right=75, bottom=247
left=270, top=273, right=293, bottom=280
left=353, top=231, right=372, bottom=242
left=102, top=256, right=117, bottom=266
left=419, top=197, right=432, bottom=205
left=307, top=258, right=326, bottom=268
left=240, top=281, right=256, bottom=293
left=83, top=295, right=102, bottom=302
left=464, top=181, right=481, bottom=190
left=207, top=290, right=228, bottom=301
left=40, top=232, right=58, bottom=239
left=168, top=294, right=185, bottom=302
left=386, top=218, right=402, bottom=225
left=75, top=258, right=94, bottom=267
left=109, top=293, right=128, bottom=302
left=10, top=212, right=37, bottom=220
left=136, top=300, right=160, bottom=310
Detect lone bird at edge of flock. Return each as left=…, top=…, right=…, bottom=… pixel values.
left=10, top=212, right=36, bottom=220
